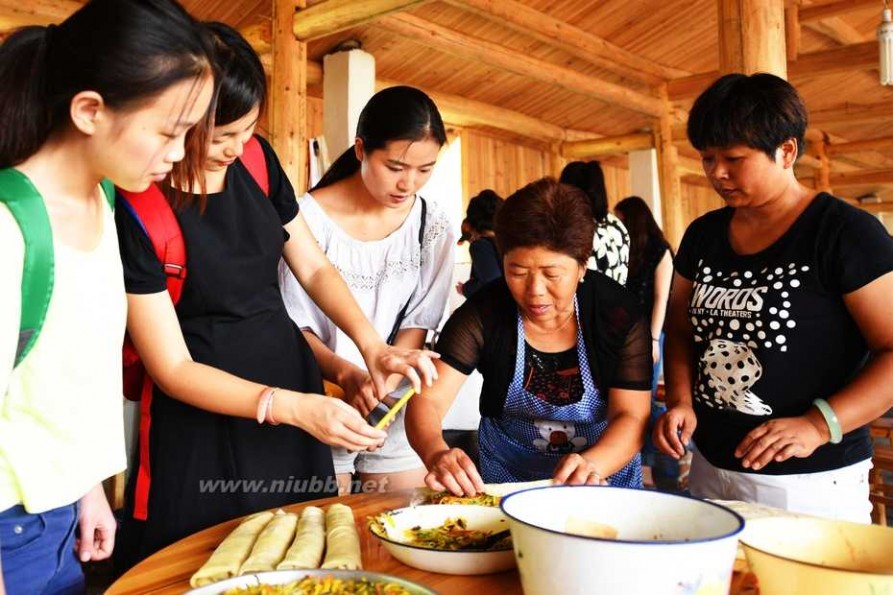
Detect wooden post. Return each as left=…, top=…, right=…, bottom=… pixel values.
left=805, top=129, right=832, bottom=193
left=271, top=0, right=307, bottom=192
left=655, top=85, right=686, bottom=248
left=718, top=0, right=787, bottom=77
left=784, top=2, right=800, bottom=62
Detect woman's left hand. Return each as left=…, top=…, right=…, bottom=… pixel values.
left=362, top=342, right=439, bottom=399
left=552, top=453, right=608, bottom=486
left=735, top=416, right=825, bottom=471
left=76, top=483, right=116, bottom=562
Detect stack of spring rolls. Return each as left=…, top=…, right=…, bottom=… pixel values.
left=189, top=503, right=362, bottom=587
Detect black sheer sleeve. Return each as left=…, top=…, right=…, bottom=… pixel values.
left=611, top=313, right=653, bottom=390
left=435, top=300, right=486, bottom=376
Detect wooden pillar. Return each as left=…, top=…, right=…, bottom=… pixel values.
left=718, top=0, right=787, bottom=77
left=784, top=1, right=800, bottom=62
left=271, top=0, right=308, bottom=192
left=805, top=128, right=832, bottom=193
left=655, top=85, right=685, bottom=248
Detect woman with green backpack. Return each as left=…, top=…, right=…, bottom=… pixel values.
left=113, top=23, right=439, bottom=570
left=0, top=1, right=215, bottom=592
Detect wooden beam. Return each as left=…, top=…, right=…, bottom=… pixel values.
left=377, top=13, right=665, bottom=118
left=293, top=0, right=430, bottom=41
left=669, top=41, right=878, bottom=100
left=810, top=101, right=893, bottom=127
left=0, top=0, right=82, bottom=29
left=441, top=0, right=686, bottom=86
left=799, top=0, right=878, bottom=23
left=376, top=79, right=570, bottom=142
left=718, top=0, right=787, bottom=78
left=271, top=0, right=307, bottom=192
left=241, top=21, right=271, bottom=55
left=829, top=169, right=893, bottom=188
left=561, top=133, right=655, bottom=159
left=827, top=137, right=893, bottom=156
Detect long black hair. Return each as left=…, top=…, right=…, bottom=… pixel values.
left=204, top=21, right=266, bottom=127
left=0, top=0, right=214, bottom=169
left=558, top=160, right=609, bottom=222
left=312, top=85, right=447, bottom=191
left=613, top=195, right=668, bottom=278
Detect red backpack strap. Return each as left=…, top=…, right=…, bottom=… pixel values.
left=240, top=135, right=269, bottom=197
left=116, top=185, right=187, bottom=304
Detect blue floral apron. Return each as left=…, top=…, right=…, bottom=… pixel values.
left=478, top=298, right=642, bottom=487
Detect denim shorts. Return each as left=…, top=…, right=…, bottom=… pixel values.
left=0, top=502, right=84, bottom=595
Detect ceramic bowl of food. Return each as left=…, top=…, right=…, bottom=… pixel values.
left=369, top=504, right=516, bottom=575
left=186, top=568, right=437, bottom=594
left=739, top=516, right=893, bottom=594
left=500, top=485, right=744, bottom=595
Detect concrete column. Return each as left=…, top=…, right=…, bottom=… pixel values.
left=629, top=148, right=664, bottom=228
left=322, top=49, right=376, bottom=158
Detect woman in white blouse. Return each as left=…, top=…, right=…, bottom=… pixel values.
left=280, top=86, right=455, bottom=494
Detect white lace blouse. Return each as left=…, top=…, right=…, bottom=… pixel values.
left=279, top=193, right=455, bottom=368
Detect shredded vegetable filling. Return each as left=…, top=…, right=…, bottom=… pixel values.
left=405, top=517, right=511, bottom=551
left=224, top=576, right=411, bottom=594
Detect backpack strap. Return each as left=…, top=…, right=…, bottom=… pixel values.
left=386, top=196, right=427, bottom=344
left=116, top=185, right=187, bottom=304
left=0, top=169, right=54, bottom=368
left=241, top=135, right=269, bottom=197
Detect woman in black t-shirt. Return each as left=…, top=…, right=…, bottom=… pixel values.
left=406, top=178, right=651, bottom=496
left=654, top=73, right=893, bottom=522
left=114, top=24, right=437, bottom=569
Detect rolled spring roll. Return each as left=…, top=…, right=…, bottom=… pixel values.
left=320, top=503, right=362, bottom=570
left=189, top=510, right=274, bottom=587
left=239, top=510, right=298, bottom=574
left=276, top=506, right=326, bottom=570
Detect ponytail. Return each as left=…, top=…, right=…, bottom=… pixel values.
left=311, top=147, right=361, bottom=191
left=0, top=27, right=53, bottom=168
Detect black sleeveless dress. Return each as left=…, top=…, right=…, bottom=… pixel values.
left=114, top=136, right=335, bottom=570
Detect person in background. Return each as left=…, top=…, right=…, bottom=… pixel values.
left=115, top=27, right=437, bottom=569
left=655, top=73, right=893, bottom=522
left=406, top=177, right=652, bottom=495
left=0, top=0, right=215, bottom=592
left=280, top=86, right=455, bottom=496
left=559, top=160, right=630, bottom=285
left=457, top=189, right=504, bottom=298
left=613, top=195, right=678, bottom=490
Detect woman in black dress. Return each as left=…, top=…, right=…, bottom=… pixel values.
left=114, top=23, right=437, bottom=569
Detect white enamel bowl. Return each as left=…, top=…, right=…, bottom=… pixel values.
left=500, top=485, right=744, bottom=595
left=739, top=516, right=893, bottom=595
left=369, top=504, right=516, bottom=575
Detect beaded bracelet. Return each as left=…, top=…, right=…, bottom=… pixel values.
left=812, top=398, right=843, bottom=444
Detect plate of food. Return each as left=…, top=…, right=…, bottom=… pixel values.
left=369, top=504, right=515, bottom=575
left=186, top=569, right=437, bottom=594
left=411, top=479, right=555, bottom=507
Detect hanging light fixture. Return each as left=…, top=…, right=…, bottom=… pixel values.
left=881, top=0, right=893, bottom=85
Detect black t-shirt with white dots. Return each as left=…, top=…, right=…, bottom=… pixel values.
left=675, top=193, right=893, bottom=474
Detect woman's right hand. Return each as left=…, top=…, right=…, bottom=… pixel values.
left=424, top=448, right=485, bottom=496
left=653, top=404, right=697, bottom=459
left=290, top=392, right=387, bottom=451
left=339, top=367, right=379, bottom=418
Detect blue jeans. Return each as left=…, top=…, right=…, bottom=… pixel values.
left=0, top=502, right=84, bottom=595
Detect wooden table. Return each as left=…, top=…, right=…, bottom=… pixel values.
left=106, top=489, right=522, bottom=595
left=107, top=489, right=756, bottom=595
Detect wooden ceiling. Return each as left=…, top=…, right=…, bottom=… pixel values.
left=4, top=0, right=893, bottom=204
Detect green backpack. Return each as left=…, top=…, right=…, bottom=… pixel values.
left=0, top=168, right=115, bottom=368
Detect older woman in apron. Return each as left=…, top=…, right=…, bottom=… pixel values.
left=406, top=177, right=651, bottom=495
